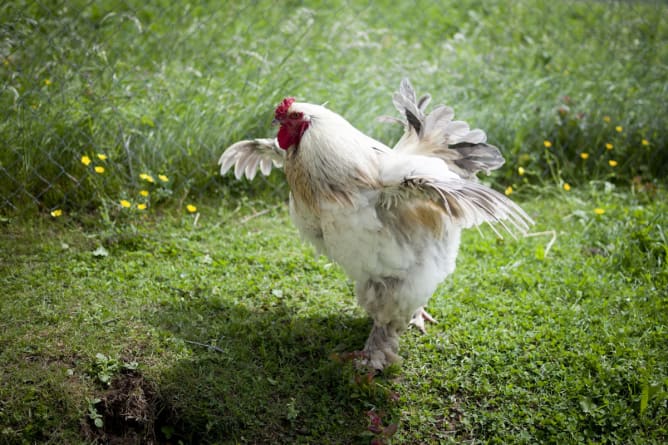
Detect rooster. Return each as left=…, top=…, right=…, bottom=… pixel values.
left=219, top=79, right=533, bottom=370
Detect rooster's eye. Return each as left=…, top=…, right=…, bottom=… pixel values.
left=289, top=112, right=301, bottom=119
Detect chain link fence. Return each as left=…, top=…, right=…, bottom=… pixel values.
left=2, top=1, right=666, bottom=217
left=1, top=0, right=299, bottom=217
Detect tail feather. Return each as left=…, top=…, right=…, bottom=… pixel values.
left=388, top=78, right=505, bottom=180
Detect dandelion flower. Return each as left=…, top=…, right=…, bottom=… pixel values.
left=605, top=143, right=613, bottom=150
left=594, top=208, right=605, bottom=215
left=94, top=166, right=105, bottom=174
left=504, top=186, right=513, bottom=196
left=518, top=166, right=525, bottom=176
left=615, top=126, right=623, bottom=133
left=580, top=152, right=589, bottom=160
left=139, top=190, right=149, bottom=197
left=603, top=116, right=611, bottom=123
left=563, top=183, right=571, bottom=191
left=609, top=160, right=618, bottom=167
left=543, top=140, right=552, bottom=148
left=158, top=174, right=169, bottom=182
left=97, top=153, right=108, bottom=161
left=186, top=204, right=197, bottom=213
left=120, top=200, right=131, bottom=208
left=44, top=79, right=52, bottom=86
left=137, top=203, right=147, bottom=210
left=641, top=139, right=650, bottom=146
left=139, top=173, right=155, bottom=183
left=81, top=155, right=92, bottom=166
left=50, top=209, right=63, bottom=217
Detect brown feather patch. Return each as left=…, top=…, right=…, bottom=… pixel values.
left=285, top=149, right=371, bottom=214
left=285, top=151, right=319, bottom=214
left=397, top=201, right=445, bottom=239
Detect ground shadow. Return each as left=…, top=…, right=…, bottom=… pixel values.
left=141, top=288, right=390, bottom=444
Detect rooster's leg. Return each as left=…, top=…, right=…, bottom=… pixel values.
left=409, top=307, right=437, bottom=334
left=357, top=321, right=403, bottom=371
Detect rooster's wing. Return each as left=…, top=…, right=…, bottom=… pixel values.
left=219, top=138, right=284, bottom=180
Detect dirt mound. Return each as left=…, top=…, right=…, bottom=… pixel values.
left=82, top=369, right=169, bottom=444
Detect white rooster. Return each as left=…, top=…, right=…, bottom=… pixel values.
left=219, top=79, right=533, bottom=370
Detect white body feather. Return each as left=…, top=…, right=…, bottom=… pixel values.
left=289, top=141, right=465, bottom=327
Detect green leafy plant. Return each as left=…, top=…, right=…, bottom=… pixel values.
left=87, top=398, right=104, bottom=428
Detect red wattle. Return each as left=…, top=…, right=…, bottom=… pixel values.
left=277, top=121, right=309, bottom=150
left=277, top=125, right=293, bottom=150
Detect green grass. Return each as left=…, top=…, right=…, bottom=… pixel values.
left=1, top=0, right=667, bottom=443
left=1, top=185, right=666, bottom=444
left=1, top=0, right=667, bottom=213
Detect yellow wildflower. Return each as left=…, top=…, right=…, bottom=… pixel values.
left=641, top=139, right=649, bottom=147
left=543, top=140, right=552, bottom=148
left=609, top=160, right=618, bottom=167
left=137, top=203, right=147, bottom=210
left=120, top=200, right=131, bottom=208
left=603, top=116, right=611, bottom=123
left=186, top=204, right=197, bottom=213
left=580, top=152, right=589, bottom=160
left=518, top=166, right=525, bottom=176
left=44, top=79, right=52, bottom=86
left=97, top=153, right=108, bottom=161
left=94, top=166, right=105, bottom=174
left=81, top=155, right=92, bottom=166
left=139, top=173, right=155, bottom=183
left=504, top=186, right=513, bottom=196
left=158, top=174, right=169, bottom=182
left=139, top=190, right=149, bottom=197
left=615, top=126, right=623, bottom=133
left=605, top=143, right=613, bottom=150
left=594, top=208, right=605, bottom=215
left=563, top=183, right=571, bottom=191
left=50, top=209, right=63, bottom=217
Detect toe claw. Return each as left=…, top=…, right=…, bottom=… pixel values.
left=410, top=307, right=437, bottom=334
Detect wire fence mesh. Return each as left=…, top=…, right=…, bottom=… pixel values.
left=1, top=0, right=296, bottom=217
left=1, top=0, right=666, bottom=217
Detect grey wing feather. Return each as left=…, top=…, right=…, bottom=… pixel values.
left=381, top=175, right=533, bottom=238
left=218, top=138, right=284, bottom=180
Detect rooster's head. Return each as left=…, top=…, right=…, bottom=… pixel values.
left=274, top=97, right=310, bottom=150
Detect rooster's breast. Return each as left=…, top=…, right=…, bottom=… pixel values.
left=317, top=191, right=461, bottom=296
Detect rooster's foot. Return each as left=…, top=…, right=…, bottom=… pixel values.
left=356, top=323, right=402, bottom=371
left=409, top=307, right=437, bottom=334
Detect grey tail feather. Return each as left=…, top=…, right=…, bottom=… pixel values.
left=449, top=142, right=484, bottom=150
left=417, top=94, right=431, bottom=112
left=405, top=109, right=422, bottom=135
left=393, top=79, right=506, bottom=176
left=450, top=142, right=506, bottom=174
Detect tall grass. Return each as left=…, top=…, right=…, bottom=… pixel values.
left=1, top=0, right=666, bottom=213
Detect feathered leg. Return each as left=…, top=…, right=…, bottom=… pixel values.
left=355, top=278, right=413, bottom=370
left=360, top=321, right=403, bottom=370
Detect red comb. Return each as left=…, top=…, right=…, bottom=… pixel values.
left=274, top=97, right=295, bottom=120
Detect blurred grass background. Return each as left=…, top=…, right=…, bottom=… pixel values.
left=1, top=0, right=666, bottom=216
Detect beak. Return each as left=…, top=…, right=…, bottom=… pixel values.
left=272, top=118, right=280, bottom=126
